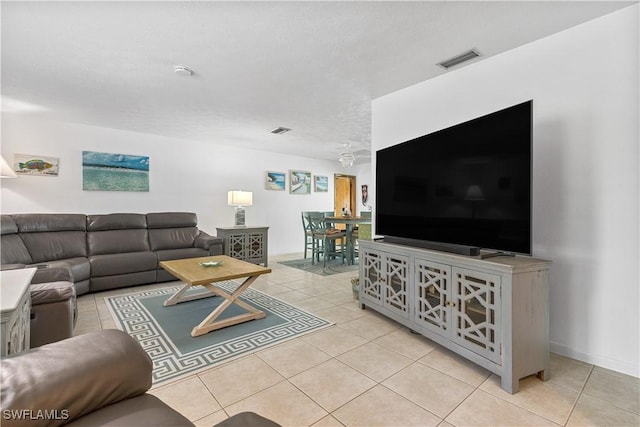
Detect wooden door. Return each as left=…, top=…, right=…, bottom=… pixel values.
left=334, top=174, right=356, bottom=228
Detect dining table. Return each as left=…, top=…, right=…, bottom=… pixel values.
left=324, top=216, right=372, bottom=265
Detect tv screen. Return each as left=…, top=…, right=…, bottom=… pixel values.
left=376, top=100, right=532, bottom=255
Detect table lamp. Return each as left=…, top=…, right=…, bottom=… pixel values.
left=227, top=190, right=253, bottom=227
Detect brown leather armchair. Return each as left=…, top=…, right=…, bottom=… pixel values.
left=1, top=330, right=280, bottom=427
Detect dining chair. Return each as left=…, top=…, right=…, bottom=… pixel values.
left=301, top=211, right=315, bottom=259
left=307, top=212, right=346, bottom=268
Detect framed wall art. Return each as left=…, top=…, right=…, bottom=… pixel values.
left=289, top=170, right=311, bottom=194
left=82, top=151, right=149, bottom=191
left=314, top=175, right=328, bottom=192
left=14, top=153, right=59, bottom=176
left=265, top=171, right=286, bottom=191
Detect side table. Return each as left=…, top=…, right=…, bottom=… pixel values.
left=216, top=226, right=269, bottom=266
left=1, top=268, right=35, bottom=357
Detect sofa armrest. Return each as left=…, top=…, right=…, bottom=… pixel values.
left=30, top=264, right=73, bottom=284
left=0, top=264, right=26, bottom=271
left=194, top=231, right=224, bottom=250
left=0, top=330, right=152, bottom=427
left=30, top=281, right=76, bottom=306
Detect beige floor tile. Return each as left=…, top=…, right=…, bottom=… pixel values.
left=193, top=409, right=229, bottom=427
left=294, top=297, right=336, bottom=313
left=548, top=353, right=593, bottom=392
left=149, top=376, right=221, bottom=422
left=373, top=329, right=439, bottom=361
left=480, top=374, right=578, bottom=425
left=289, top=359, right=376, bottom=412
left=320, top=291, right=358, bottom=306
left=226, top=380, right=328, bottom=427
left=199, top=355, right=285, bottom=407
left=446, top=389, right=559, bottom=426
left=315, top=305, right=366, bottom=325
left=333, top=385, right=442, bottom=427
left=301, top=326, right=368, bottom=357
left=251, top=281, right=292, bottom=295
left=437, top=422, right=455, bottom=427
left=337, top=342, right=413, bottom=382
left=583, top=366, right=640, bottom=414
left=257, top=339, right=332, bottom=378
left=311, top=414, right=346, bottom=427
left=566, top=393, right=640, bottom=427
left=338, top=314, right=400, bottom=341
left=276, top=290, right=318, bottom=304
left=419, top=347, right=491, bottom=387
left=383, top=363, right=474, bottom=418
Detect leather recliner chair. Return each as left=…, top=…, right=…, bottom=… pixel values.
left=0, top=330, right=281, bottom=427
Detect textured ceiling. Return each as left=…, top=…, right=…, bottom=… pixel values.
left=1, top=1, right=633, bottom=163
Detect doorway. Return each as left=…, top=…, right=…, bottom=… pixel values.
left=334, top=174, right=356, bottom=224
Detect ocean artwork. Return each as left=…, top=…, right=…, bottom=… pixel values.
left=82, top=151, right=149, bottom=192
left=14, top=153, right=59, bottom=176
left=314, top=175, right=328, bottom=192
left=265, top=171, right=286, bottom=191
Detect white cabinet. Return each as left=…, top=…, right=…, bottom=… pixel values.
left=359, top=240, right=550, bottom=393
left=216, top=226, right=268, bottom=266
left=1, top=268, right=35, bottom=357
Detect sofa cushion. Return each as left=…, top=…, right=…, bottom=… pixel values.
left=42, top=258, right=91, bottom=283
left=20, top=231, right=87, bottom=263
left=90, top=252, right=157, bottom=277
left=87, top=213, right=147, bottom=231
left=146, top=212, right=197, bottom=229
left=0, top=234, right=33, bottom=265
left=148, top=227, right=199, bottom=251
left=65, top=394, right=194, bottom=427
left=88, top=229, right=150, bottom=255
left=12, top=213, right=86, bottom=233
left=155, top=248, right=209, bottom=262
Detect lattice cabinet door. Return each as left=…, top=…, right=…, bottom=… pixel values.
left=414, top=258, right=451, bottom=337
left=452, top=267, right=502, bottom=364
left=227, top=233, right=247, bottom=260
left=360, top=248, right=383, bottom=303
left=245, top=232, right=265, bottom=263
left=382, top=253, right=410, bottom=319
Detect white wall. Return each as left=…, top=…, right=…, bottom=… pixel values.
left=372, top=6, right=639, bottom=377
left=0, top=116, right=366, bottom=256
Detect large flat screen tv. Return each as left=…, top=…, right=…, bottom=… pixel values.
left=376, top=100, right=532, bottom=255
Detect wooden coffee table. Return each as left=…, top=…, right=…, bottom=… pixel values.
left=159, top=255, right=271, bottom=337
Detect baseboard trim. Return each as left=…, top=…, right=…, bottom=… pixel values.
left=550, top=341, right=639, bottom=378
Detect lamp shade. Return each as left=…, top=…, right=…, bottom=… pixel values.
left=227, top=190, right=253, bottom=207
left=0, top=155, right=17, bottom=178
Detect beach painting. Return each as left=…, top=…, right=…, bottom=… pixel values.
left=265, top=171, right=286, bottom=191
left=290, top=170, right=311, bottom=194
left=82, top=151, right=149, bottom=191
left=314, top=175, right=328, bottom=192
left=14, top=153, right=59, bottom=176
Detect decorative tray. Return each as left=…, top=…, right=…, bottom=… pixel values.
left=200, top=261, right=224, bottom=267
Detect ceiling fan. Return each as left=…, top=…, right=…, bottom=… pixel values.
left=337, top=142, right=371, bottom=167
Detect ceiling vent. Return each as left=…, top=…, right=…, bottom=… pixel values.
left=270, top=127, right=291, bottom=135
left=437, top=49, right=480, bottom=70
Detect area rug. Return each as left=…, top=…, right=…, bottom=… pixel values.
left=105, top=281, right=333, bottom=385
left=279, top=257, right=359, bottom=276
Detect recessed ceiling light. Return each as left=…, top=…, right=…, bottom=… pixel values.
left=270, top=127, right=291, bottom=135
left=174, top=65, right=194, bottom=76
left=437, top=49, right=480, bottom=70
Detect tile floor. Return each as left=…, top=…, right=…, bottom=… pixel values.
left=75, top=253, right=640, bottom=427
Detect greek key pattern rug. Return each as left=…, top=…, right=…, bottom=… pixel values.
left=105, top=281, right=333, bottom=385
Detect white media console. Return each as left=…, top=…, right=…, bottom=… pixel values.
left=358, top=239, right=551, bottom=393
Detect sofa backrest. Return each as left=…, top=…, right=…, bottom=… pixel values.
left=0, top=215, right=33, bottom=265
left=87, top=213, right=150, bottom=256
left=146, top=212, right=199, bottom=251
left=11, top=214, right=87, bottom=263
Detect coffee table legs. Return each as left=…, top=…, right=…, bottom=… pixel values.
left=163, top=275, right=266, bottom=337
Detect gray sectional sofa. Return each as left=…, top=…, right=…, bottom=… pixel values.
left=1, top=212, right=223, bottom=348
left=1, top=212, right=223, bottom=295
